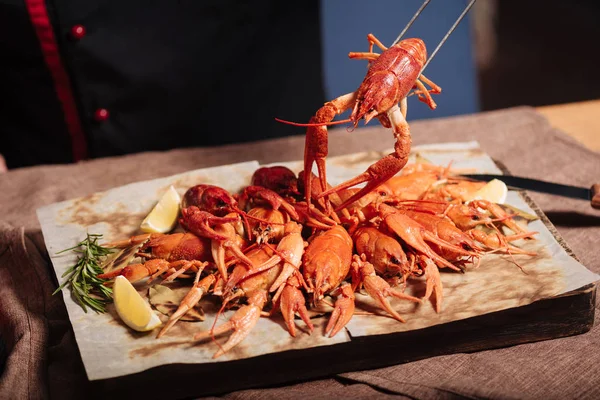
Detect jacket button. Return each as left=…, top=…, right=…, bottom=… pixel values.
left=70, top=25, right=86, bottom=40
left=94, top=108, right=109, bottom=122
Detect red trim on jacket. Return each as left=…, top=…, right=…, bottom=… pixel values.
left=25, top=0, right=88, bottom=161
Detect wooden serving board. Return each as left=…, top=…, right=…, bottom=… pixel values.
left=96, top=185, right=596, bottom=399
left=38, top=145, right=598, bottom=398
left=89, top=284, right=595, bottom=399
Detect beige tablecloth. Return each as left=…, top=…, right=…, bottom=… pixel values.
left=1, top=107, right=599, bottom=399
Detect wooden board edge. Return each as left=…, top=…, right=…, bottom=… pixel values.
left=90, top=282, right=596, bottom=399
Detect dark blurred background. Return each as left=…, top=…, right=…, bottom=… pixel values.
left=322, top=0, right=600, bottom=121
left=1, top=0, right=599, bottom=170
left=475, top=0, right=600, bottom=111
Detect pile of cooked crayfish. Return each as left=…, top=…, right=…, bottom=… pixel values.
left=98, top=34, right=539, bottom=357
left=99, top=164, right=537, bottom=358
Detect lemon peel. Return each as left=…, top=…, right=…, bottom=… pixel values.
left=140, top=185, right=181, bottom=233
left=113, top=276, right=161, bottom=332
left=468, top=178, right=508, bottom=204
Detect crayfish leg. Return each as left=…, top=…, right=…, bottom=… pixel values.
left=367, top=33, right=388, bottom=52
left=161, top=260, right=206, bottom=283
left=413, top=77, right=439, bottom=110
left=97, top=266, right=127, bottom=280
left=472, top=200, right=536, bottom=237
left=348, top=52, right=379, bottom=61
left=148, top=260, right=180, bottom=283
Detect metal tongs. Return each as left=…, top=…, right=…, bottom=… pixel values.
left=393, top=1, right=600, bottom=210
left=392, top=0, right=477, bottom=75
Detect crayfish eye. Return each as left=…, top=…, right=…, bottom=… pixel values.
left=379, top=191, right=387, bottom=196
left=390, top=256, right=399, bottom=264
left=472, top=215, right=480, bottom=221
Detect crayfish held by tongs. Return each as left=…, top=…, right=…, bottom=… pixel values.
left=276, top=0, right=477, bottom=215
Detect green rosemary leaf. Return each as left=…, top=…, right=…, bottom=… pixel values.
left=53, top=233, right=115, bottom=313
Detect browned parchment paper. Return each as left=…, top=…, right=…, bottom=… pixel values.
left=36, top=142, right=599, bottom=381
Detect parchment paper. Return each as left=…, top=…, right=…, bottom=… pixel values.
left=36, top=142, right=599, bottom=381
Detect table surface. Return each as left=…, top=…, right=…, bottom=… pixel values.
left=2, top=105, right=599, bottom=400
left=536, top=99, right=600, bottom=151
left=0, top=100, right=596, bottom=173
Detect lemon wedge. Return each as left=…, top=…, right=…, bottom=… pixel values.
left=113, top=276, right=162, bottom=332
left=468, top=178, right=508, bottom=204
left=140, top=185, right=181, bottom=233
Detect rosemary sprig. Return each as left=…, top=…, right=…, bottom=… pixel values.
left=53, top=233, right=115, bottom=313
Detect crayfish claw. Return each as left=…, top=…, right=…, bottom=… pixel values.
left=357, top=256, right=418, bottom=323
left=157, top=273, right=215, bottom=338
left=280, top=284, right=314, bottom=337
left=324, top=283, right=355, bottom=337
left=422, top=257, right=443, bottom=313
left=193, top=291, right=267, bottom=358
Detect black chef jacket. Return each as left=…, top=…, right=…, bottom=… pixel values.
left=0, top=0, right=324, bottom=169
